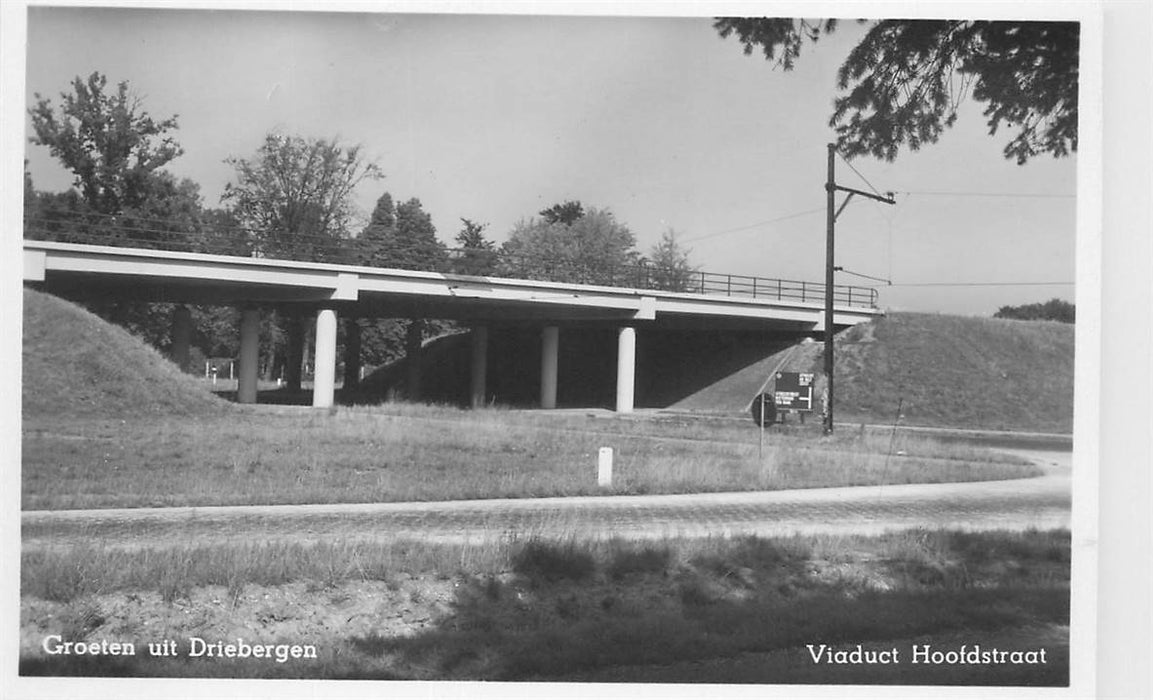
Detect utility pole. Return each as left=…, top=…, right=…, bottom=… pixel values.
left=823, top=143, right=895, bottom=435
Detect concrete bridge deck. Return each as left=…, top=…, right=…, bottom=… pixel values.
left=23, top=239, right=884, bottom=412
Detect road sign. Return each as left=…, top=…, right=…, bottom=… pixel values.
left=774, top=372, right=815, bottom=412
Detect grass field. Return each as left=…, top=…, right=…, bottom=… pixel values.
left=20, top=528, right=1070, bottom=683
left=22, top=403, right=1040, bottom=510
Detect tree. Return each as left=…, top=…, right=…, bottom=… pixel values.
left=994, top=298, right=1075, bottom=323
left=452, top=218, right=498, bottom=275
left=714, top=19, right=1079, bottom=163
left=28, top=72, right=183, bottom=213
left=455, top=218, right=492, bottom=250
left=113, top=172, right=206, bottom=250
left=222, top=133, right=382, bottom=262
left=502, top=206, right=639, bottom=284
left=351, top=193, right=451, bottom=383
left=394, top=198, right=448, bottom=271
left=27, top=74, right=242, bottom=365
left=357, top=193, right=398, bottom=266
left=356, top=193, right=447, bottom=271
left=646, top=228, right=700, bottom=292
left=539, top=200, right=585, bottom=225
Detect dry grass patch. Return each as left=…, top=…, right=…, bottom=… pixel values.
left=23, top=404, right=1040, bottom=510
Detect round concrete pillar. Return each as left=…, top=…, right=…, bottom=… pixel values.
left=616, top=326, right=636, bottom=413
left=540, top=326, right=559, bottom=409
left=238, top=308, right=260, bottom=404
left=313, top=309, right=338, bottom=408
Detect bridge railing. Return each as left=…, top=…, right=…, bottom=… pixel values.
left=23, top=212, right=878, bottom=308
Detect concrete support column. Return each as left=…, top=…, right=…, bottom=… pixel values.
left=171, top=305, right=192, bottom=373
left=343, top=317, right=361, bottom=391
left=285, top=315, right=305, bottom=392
left=470, top=326, right=488, bottom=409
left=405, top=320, right=423, bottom=401
left=540, top=325, right=559, bottom=409
left=313, top=309, right=338, bottom=408
left=238, top=308, right=260, bottom=404
left=616, top=326, right=636, bottom=414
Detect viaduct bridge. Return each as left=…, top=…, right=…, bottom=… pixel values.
left=23, top=238, right=883, bottom=413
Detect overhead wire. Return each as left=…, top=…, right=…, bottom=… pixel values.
left=682, top=206, right=824, bottom=243
left=837, top=152, right=887, bottom=199
left=834, top=151, right=896, bottom=290
left=897, top=190, right=1075, bottom=199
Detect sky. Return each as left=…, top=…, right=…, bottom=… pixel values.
left=21, top=5, right=1079, bottom=316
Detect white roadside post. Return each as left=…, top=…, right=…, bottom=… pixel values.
left=598, top=447, right=613, bottom=487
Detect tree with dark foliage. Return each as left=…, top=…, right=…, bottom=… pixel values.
left=994, top=298, right=1075, bottom=323
left=538, top=200, right=585, bottom=225
left=715, top=18, right=1079, bottom=163
left=452, top=218, right=499, bottom=276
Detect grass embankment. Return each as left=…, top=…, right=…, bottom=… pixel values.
left=823, top=313, right=1074, bottom=433
left=672, top=313, right=1074, bottom=434
left=20, top=529, right=1070, bottom=684
left=21, top=288, right=226, bottom=421
left=23, top=404, right=1039, bottom=510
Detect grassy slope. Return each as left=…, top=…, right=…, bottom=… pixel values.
left=21, top=288, right=226, bottom=421
left=674, top=313, right=1074, bottom=434
left=827, top=313, right=1074, bottom=433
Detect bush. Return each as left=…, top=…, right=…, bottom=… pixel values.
left=606, top=545, right=672, bottom=580
left=511, top=540, right=595, bottom=583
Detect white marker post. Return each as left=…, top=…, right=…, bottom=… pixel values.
left=598, top=447, right=613, bottom=488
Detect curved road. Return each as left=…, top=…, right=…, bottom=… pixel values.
left=22, top=449, right=1071, bottom=549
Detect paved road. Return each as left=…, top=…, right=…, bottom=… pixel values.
left=22, top=449, right=1071, bottom=548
